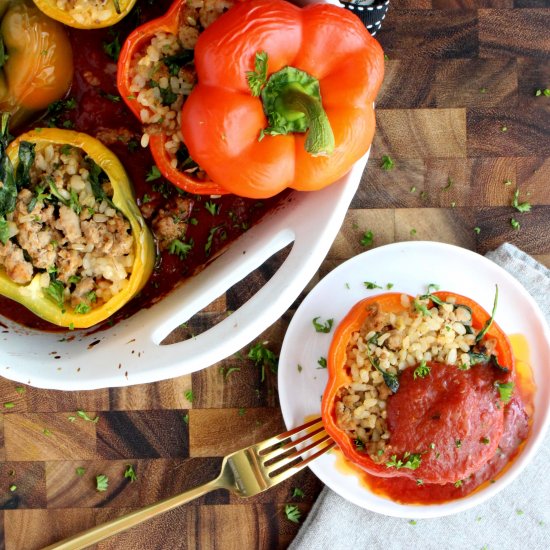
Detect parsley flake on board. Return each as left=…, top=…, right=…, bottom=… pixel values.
left=380, top=155, right=394, bottom=170
left=96, top=474, right=109, bottom=492
left=292, top=487, right=305, bottom=498
left=248, top=342, right=278, bottom=382
left=75, top=467, right=86, bottom=477
left=284, top=504, right=302, bottom=524
left=317, top=357, right=327, bottom=369
left=124, top=465, right=137, bottom=482
left=511, top=217, right=521, bottom=230
left=312, top=317, right=334, bottom=333
left=184, top=390, right=194, bottom=403
left=512, top=189, right=531, bottom=213
left=361, top=230, right=374, bottom=246
left=77, top=410, right=99, bottom=423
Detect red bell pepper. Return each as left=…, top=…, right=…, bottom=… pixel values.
left=181, top=0, right=384, bottom=198
left=321, top=291, right=515, bottom=478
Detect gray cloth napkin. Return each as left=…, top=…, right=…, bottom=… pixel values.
left=290, top=243, right=550, bottom=550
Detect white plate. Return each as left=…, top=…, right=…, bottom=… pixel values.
left=278, top=241, right=550, bottom=518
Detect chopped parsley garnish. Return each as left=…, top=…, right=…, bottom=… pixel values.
left=183, top=413, right=189, bottom=425
left=96, top=474, right=109, bottom=492
left=103, top=31, right=121, bottom=61
left=474, top=227, right=481, bottom=234
left=475, top=285, right=498, bottom=342
left=410, top=228, right=417, bottom=236
left=495, top=381, right=514, bottom=404
left=481, top=437, right=490, bottom=445
left=317, top=357, right=327, bottom=369
left=9, top=485, right=16, bottom=492
left=354, top=439, right=364, bottom=451
left=248, top=342, right=278, bottom=382
left=361, top=230, right=374, bottom=246
left=511, top=189, right=531, bottom=213
left=44, top=280, right=65, bottom=310
left=284, top=504, right=302, bottom=524
left=238, top=408, right=247, bottom=416
left=413, top=299, right=431, bottom=317
left=292, top=487, right=305, bottom=498
left=77, top=410, right=99, bottom=423
left=4, top=402, right=14, bottom=409
left=454, top=480, right=463, bottom=488
left=75, top=467, right=86, bottom=477
left=15, top=387, right=25, bottom=395
left=74, top=303, right=91, bottom=315
left=386, top=283, right=394, bottom=289
left=510, top=217, right=521, bottom=230
left=455, top=439, right=462, bottom=448
left=168, top=238, right=194, bottom=260
left=364, top=281, right=383, bottom=290
left=312, top=316, right=334, bottom=333
left=163, top=50, right=194, bottom=76
left=413, top=361, right=430, bottom=379
left=145, top=165, right=162, bottom=181
left=184, top=390, right=194, bottom=403
left=535, top=88, right=550, bottom=97
left=380, top=155, right=394, bottom=170
left=386, top=452, right=422, bottom=470
left=124, top=464, right=137, bottom=482
left=204, top=201, right=219, bottom=215
left=204, top=225, right=223, bottom=257
left=443, top=177, right=453, bottom=190
left=297, top=364, right=303, bottom=373
left=246, top=51, right=268, bottom=96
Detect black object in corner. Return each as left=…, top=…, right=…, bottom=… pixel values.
left=338, top=1, right=390, bottom=35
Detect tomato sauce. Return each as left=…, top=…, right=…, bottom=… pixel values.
left=385, top=362, right=506, bottom=485
left=333, top=334, right=534, bottom=505
left=0, top=0, right=288, bottom=332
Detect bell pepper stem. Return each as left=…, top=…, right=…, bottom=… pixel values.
left=278, top=87, right=335, bottom=157
left=260, top=65, right=335, bottom=157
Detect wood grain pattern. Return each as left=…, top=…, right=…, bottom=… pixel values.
left=2, top=2, right=550, bottom=549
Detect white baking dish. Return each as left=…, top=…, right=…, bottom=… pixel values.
left=0, top=150, right=369, bottom=390
left=0, top=0, right=368, bottom=390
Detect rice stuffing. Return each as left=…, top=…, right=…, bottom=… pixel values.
left=335, top=293, right=497, bottom=460
left=128, top=0, right=235, bottom=172
left=55, top=0, right=120, bottom=25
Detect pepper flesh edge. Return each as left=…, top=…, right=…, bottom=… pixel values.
left=1, top=128, right=155, bottom=329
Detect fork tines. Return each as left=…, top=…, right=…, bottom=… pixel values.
left=256, top=417, right=335, bottom=483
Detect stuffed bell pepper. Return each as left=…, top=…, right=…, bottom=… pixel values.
left=118, top=0, right=384, bottom=198
left=32, top=0, right=137, bottom=29
left=321, top=289, right=526, bottom=485
left=0, top=0, right=73, bottom=127
left=0, top=117, right=154, bottom=328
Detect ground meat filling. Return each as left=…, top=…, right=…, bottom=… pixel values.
left=0, top=143, right=135, bottom=313
left=335, top=293, right=507, bottom=483
left=128, top=0, right=235, bottom=174
left=55, top=0, right=121, bottom=25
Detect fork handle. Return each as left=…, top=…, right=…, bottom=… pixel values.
left=42, top=476, right=225, bottom=550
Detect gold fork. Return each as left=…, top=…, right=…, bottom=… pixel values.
left=43, top=417, right=334, bottom=550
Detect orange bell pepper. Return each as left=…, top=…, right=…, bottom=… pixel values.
left=117, top=0, right=230, bottom=195
left=321, top=291, right=515, bottom=478
left=180, top=0, right=384, bottom=199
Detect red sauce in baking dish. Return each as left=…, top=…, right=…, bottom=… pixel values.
left=0, top=0, right=288, bottom=332
left=332, top=335, right=534, bottom=505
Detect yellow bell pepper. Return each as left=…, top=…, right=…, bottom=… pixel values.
left=32, top=0, right=137, bottom=29
left=0, top=0, right=73, bottom=128
left=0, top=126, right=155, bottom=328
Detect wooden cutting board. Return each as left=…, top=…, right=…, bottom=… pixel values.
left=1, top=1, right=550, bottom=548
